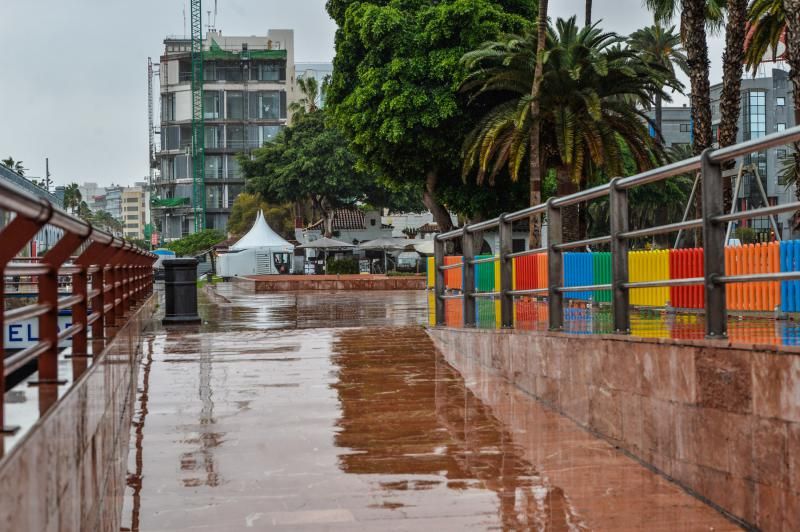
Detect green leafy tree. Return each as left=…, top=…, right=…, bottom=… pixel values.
left=1, top=157, right=27, bottom=176
left=462, top=17, right=668, bottom=241
left=325, top=0, right=534, bottom=233
left=165, top=229, right=225, bottom=256
left=227, top=192, right=294, bottom=238
left=241, top=111, right=374, bottom=237
left=77, top=201, right=92, bottom=221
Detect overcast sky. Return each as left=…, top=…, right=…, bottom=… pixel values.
left=0, top=0, right=724, bottom=187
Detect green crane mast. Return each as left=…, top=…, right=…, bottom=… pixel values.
left=190, top=0, right=205, bottom=232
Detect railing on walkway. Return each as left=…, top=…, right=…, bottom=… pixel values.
left=0, top=179, right=156, bottom=436
left=434, top=124, right=800, bottom=339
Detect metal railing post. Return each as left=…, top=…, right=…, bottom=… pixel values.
left=434, top=237, right=445, bottom=326
left=499, top=214, right=514, bottom=328
left=609, top=178, right=630, bottom=333
left=0, top=215, right=49, bottom=435
left=462, top=228, right=477, bottom=327
left=701, top=148, right=728, bottom=338
left=547, top=198, right=564, bottom=331
left=32, top=232, right=86, bottom=386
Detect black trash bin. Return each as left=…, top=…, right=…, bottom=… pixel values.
left=162, top=258, right=202, bottom=324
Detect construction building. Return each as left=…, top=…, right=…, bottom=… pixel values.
left=152, top=29, right=296, bottom=241
left=645, top=68, right=797, bottom=240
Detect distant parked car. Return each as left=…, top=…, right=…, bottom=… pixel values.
left=152, top=249, right=176, bottom=280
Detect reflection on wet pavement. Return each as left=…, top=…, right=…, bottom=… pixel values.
left=121, top=286, right=738, bottom=531
left=473, top=296, right=800, bottom=347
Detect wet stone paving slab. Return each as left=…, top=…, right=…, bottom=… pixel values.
left=121, top=286, right=740, bottom=531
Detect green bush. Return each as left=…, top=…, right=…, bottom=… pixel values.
left=327, top=258, right=359, bottom=274
left=734, top=227, right=759, bottom=244
left=165, top=229, right=225, bottom=256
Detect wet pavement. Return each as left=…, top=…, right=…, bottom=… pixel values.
left=121, top=285, right=740, bottom=531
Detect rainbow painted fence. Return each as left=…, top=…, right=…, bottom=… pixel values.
left=431, top=240, right=800, bottom=315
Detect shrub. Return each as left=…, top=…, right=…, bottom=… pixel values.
left=327, top=258, right=359, bottom=274
left=734, top=227, right=759, bottom=244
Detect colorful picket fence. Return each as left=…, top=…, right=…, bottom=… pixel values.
left=726, top=242, right=779, bottom=312
left=670, top=248, right=703, bottom=309
left=432, top=240, right=800, bottom=314
left=781, top=240, right=800, bottom=312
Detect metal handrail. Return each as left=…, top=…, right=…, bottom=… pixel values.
left=0, top=174, right=157, bottom=436
left=431, top=123, right=800, bottom=337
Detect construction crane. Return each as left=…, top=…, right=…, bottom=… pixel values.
left=190, top=0, right=206, bottom=232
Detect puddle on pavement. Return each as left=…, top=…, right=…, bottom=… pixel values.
left=120, top=286, right=739, bottom=531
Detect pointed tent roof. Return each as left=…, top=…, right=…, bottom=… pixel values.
left=230, top=210, right=293, bottom=250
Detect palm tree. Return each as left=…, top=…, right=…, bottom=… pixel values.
left=90, top=210, right=123, bottom=235
left=77, top=201, right=92, bottom=221
left=746, top=0, right=800, bottom=124
left=529, top=0, right=549, bottom=246
left=289, top=76, right=328, bottom=124
left=1, top=157, right=27, bottom=176
left=718, top=0, right=748, bottom=214
left=462, top=17, right=668, bottom=241
left=628, top=24, right=689, bottom=145
left=63, top=183, right=82, bottom=213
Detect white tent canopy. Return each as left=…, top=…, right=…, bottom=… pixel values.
left=217, top=211, right=294, bottom=277
left=231, top=210, right=293, bottom=250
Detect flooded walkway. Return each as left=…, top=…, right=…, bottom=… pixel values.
left=121, top=286, right=739, bottom=531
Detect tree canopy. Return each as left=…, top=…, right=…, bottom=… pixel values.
left=325, top=0, right=535, bottom=230
left=165, top=229, right=226, bottom=256
left=227, top=192, right=294, bottom=238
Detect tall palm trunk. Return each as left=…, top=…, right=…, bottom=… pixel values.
left=585, top=0, right=592, bottom=26
left=719, top=0, right=748, bottom=215
left=785, top=0, right=800, bottom=125
left=655, top=92, right=664, bottom=145
left=556, top=166, right=580, bottom=243
left=784, top=1, right=800, bottom=231
left=682, top=0, right=713, bottom=236
left=528, top=0, right=549, bottom=247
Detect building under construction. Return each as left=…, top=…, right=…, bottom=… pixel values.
left=151, top=28, right=296, bottom=240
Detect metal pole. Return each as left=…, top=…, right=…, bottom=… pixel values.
left=751, top=163, right=782, bottom=240
left=701, top=148, right=727, bottom=338
left=609, top=178, right=630, bottom=333
left=434, top=237, right=445, bottom=326
left=674, top=171, right=700, bottom=248
left=462, top=228, right=477, bottom=327
left=546, top=198, right=563, bottom=331
left=498, top=214, right=514, bottom=328
left=724, top=162, right=745, bottom=243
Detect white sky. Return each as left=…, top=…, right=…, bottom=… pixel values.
left=0, top=0, right=723, bottom=187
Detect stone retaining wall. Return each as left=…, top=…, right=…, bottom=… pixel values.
left=0, top=296, right=156, bottom=531
left=426, top=327, right=800, bottom=531
left=236, top=274, right=426, bottom=292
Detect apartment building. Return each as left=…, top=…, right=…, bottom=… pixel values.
left=153, top=29, right=296, bottom=240
left=645, top=68, right=797, bottom=239
left=121, top=184, right=148, bottom=240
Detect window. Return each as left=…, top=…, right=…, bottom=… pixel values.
left=126, top=223, right=138, bottom=229
left=246, top=125, right=282, bottom=147
left=163, top=126, right=180, bottom=150
left=205, top=126, right=222, bottom=149
left=174, top=154, right=191, bottom=180
left=778, top=122, right=787, bottom=132
left=125, top=205, right=138, bottom=212
left=248, top=91, right=282, bottom=119
left=778, top=148, right=788, bottom=159
left=206, top=185, right=223, bottom=209
left=777, top=97, right=786, bottom=106
left=225, top=156, right=242, bottom=179
left=205, top=155, right=223, bottom=179
left=126, top=197, right=138, bottom=203
left=226, top=91, right=245, bottom=119
left=226, top=125, right=246, bottom=149
left=680, top=123, right=691, bottom=132
left=251, top=61, right=285, bottom=81
left=204, top=91, right=221, bottom=120
left=161, top=93, right=175, bottom=121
